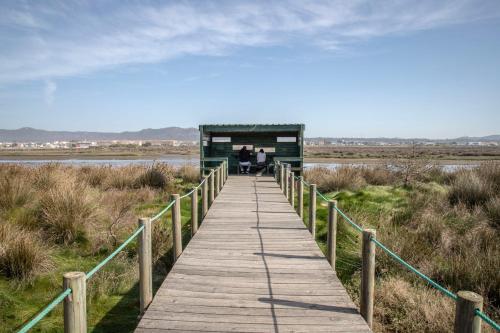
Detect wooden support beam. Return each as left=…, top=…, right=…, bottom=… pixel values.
left=308, top=183, right=317, bottom=238
left=327, top=200, right=338, bottom=269
left=63, top=272, right=87, bottom=333
left=138, top=218, right=152, bottom=313
left=361, top=229, right=376, bottom=328
left=298, top=176, right=304, bottom=218
left=191, top=188, right=198, bottom=236
left=202, top=176, right=208, bottom=217
left=454, top=291, right=483, bottom=333
left=172, top=194, right=182, bottom=261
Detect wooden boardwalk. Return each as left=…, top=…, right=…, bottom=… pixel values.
left=136, top=176, right=371, bottom=333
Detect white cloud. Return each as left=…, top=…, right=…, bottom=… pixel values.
left=0, top=0, right=499, bottom=83
left=44, top=80, right=56, bottom=105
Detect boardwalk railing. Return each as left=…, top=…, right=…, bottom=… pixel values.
left=17, top=161, right=228, bottom=333
left=275, top=161, right=500, bottom=333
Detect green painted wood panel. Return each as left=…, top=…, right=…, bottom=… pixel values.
left=200, top=124, right=304, bottom=174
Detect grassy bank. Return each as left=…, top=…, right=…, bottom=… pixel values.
left=0, top=163, right=200, bottom=332
left=303, top=163, right=499, bottom=332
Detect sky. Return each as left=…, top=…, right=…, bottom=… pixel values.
left=1, top=0, right=500, bottom=138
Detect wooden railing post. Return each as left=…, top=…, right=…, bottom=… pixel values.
left=274, top=162, right=279, bottom=182
left=280, top=163, right=285, bottom=191
left=214, top=167, right=220, bottom=197
left=63, top=272, right=86, bottom=333
left=191, top=188, right=198, bottom=236
left=361, top=229, right=376, bottom=328
left=172, top=194, right=182, bottom=261
left=284, top=164, right=289, bottom=198
left=327, top=200, right=338, bottom=269
left=209, top=169, right=215, bottom=206
left=138, top=218, right=152, bottom=313
left=454, top=291, right=483, bottom=333
left=219, top=165, right=223, bottom=190
left=202, top=175, right=208, bottom=217
left=298, top=176, right=304, bottom=218
left=308, top=183, right=317, bottom=238
left=224, top=160, right=228, bottom=182
left=289, top=171, right=295, bottom=208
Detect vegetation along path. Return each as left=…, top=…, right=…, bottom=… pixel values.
left=135, top=176, right=371, bottom=332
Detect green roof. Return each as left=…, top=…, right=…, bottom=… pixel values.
left=200, top=124, right=304, bottom=133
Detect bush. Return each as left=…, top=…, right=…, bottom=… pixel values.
left=177, top=165, right=199, bottom=183
left=374, top=277, right=454, bottom=333
left=477, top=162, right=500, bottom=191
left=485, top=197, right=500, bottom=229
left=39, top=180, right=95, bottom=244
left=304, top=166, right=366, bottom=192
left=0, top=223, right=51, bottom=282
left=360, top=166, right=396, bottom=185
left=448, top=171, right=491, bottom=207
left=0, top=175, right=32, bottom=211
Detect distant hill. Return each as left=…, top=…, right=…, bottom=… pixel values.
left=0, top=127, right=199, bottom=142
left=1, top=127, right=499, bottom=144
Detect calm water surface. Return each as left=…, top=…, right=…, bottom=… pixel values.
left=0, top=156, right=478, bottom=171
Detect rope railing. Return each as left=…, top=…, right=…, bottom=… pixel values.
left=275, top=161, right=499, bottom=331
left=17, top=163, right=226, bottom=333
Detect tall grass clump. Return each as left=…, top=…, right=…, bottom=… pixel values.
left=39, top=180, right=96, bottom=244
left=0, top=223, right=51, bottom=282
left=374, top=278, right=455, bottom=333
left=304, top=166, right=366, bottom=192
left=177, top=165, right=199, bottom=183
left=448, top=171, right=491, bottom=207
left=0, top=175, right=32, bottom=211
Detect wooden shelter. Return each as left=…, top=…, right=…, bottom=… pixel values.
left=199, top=124, right=305, bottom=174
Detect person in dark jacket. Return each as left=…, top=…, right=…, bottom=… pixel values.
left=239, top=146, right=251, bottom=174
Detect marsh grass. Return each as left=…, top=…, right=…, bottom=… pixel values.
left=305, top=161, right=500, bottom=332
left=0, top=162, right=199, bottom=332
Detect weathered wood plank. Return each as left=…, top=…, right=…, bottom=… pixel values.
left=135, top=176, right=371, bottom=333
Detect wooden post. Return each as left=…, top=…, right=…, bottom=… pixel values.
left=219, top=165, right=223, bottom=190
left=63, top=272, right=86, bottom=333
left=172, top=194, right=182, bottom=261
left=138, top=218, right=152, bottom=313
left=280, top=163, right=285, bottom=191
left=202, top=176, right=208, bottom=217
left=191, top=188, right=198, bottom=236
left=224, top=160, right=228, bottom=182
left=298, top=176, right=304, bottom=218
left=209, top=169, right=214, bottom=206
left=361, top=229, right=376, bottom=328
left=214, top=167, right=220, bottom=197
left=289, top=171, right=295, bottom=208
left=308, top=183, right=317, bottom=238
left=275, top=162, right=279, bottom=182
left=327, top=200, right=338, bottom=269
left=454, top=291, right=483, bottom=333
left=284, top=164, right=289, bottom=198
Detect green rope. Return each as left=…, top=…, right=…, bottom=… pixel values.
left=334, top=206, right=364, bottom=233
left=17, top=288, right=72, bottom=333
left=150, top=200, right=175, bottom=222
left=179, top=188, right=196, bottom=200
left=315, top=189, right=329, bottom=202
left=475, top=309, right=500, bottom=331
left=85, top=225, right=144, bottom=279
left=370, top=237, right=457, bottom=300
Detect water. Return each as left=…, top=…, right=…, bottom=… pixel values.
left=0, top=157, right=479, bottom=171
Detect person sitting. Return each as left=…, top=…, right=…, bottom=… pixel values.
left=256, top=149, right=267, bottom=173
left=238, top=146, right=251, bottom=174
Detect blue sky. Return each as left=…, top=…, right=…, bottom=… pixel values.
left=1, top=0, right=499, bottom=138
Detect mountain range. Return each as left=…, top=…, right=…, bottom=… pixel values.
left=0, top=127, right=499, bottom=143
left=0, top=127, right=199, bottom=142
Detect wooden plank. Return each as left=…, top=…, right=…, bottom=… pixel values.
left=135, top=176, right=371, bottom=333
